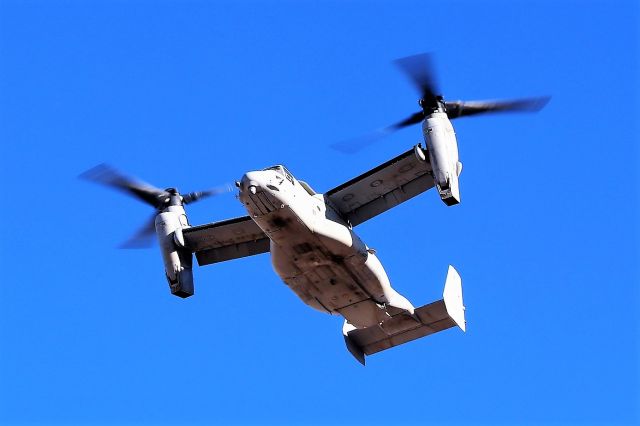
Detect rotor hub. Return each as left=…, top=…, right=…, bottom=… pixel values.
left=419, top=95, right=446, bottom=114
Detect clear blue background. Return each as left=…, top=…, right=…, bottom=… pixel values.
left=1, top=1, right=638, bottom=425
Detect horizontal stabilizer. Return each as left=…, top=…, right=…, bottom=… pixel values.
left=343, top=265, right=465, bottom=365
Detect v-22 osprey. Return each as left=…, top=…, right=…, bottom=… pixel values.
left=82, top=54, right=548, bottom=364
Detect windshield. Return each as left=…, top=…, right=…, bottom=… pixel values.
left=263, top=165, right=295, bottom=185
left=263, top=165, right=284, bottom=177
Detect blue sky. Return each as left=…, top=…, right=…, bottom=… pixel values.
left=0, top=0, right=638, bottom=425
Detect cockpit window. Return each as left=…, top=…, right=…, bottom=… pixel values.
left=282, top=166, right=295, bottom=185
left=263, top=165, right=295, bottom=185
left=263, top=165, right=285, bottom=177
left=298, top=180, right=316, bottom=195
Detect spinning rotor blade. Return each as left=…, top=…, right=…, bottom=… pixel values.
left=391, top=110, right=425, bottom=130
left=331, top=129, right=393, bottom=154
left=81, top=164, right=232, bottom=249
left=182, top=184, right=232, bottom=204
left=331, top=54, right=437, bottom=154
left=120, top=214, right=157, bottom=249
left=394, top=53, right=440, bottom=106
left=331, top=111, right=424, bottom=154
left=79, top=164, right=167, bottom=208
left=445, top=97, right=551, bottom=119
left=119, top=185, right=230, bottom=248
left=332, top=52, right=549, bottom=154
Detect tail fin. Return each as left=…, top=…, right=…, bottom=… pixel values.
left=443, top=265, right=465, bottom=331
left=343, top=265, right=465, bottom=365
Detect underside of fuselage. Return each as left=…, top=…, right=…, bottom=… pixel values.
left=262, top=201, right=408, bottom=328
left=238, top=169, right=414, bottom=328
left=270, top=228, right=394, bottom=328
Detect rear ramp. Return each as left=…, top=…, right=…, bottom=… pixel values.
left=343, top=265, right=465, bottom=365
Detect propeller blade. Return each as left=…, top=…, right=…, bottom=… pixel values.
left=445, top=96, right=551, bottom=119
left=119, top=214, right=157, bottom=249
left=331, top=111, right=424, bottom=154
left=182, top=184, right=232, bottom=204
left=394, top=53, right=440, bottom=105
left=331, top=129, right=394, bottom=154
left=79, top=164, right=167, bottom=208
left=390, top=111, right=425, bottom=130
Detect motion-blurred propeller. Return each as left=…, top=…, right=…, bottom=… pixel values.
left=119, top=214, right=158, bottom=249
left=79, top=164, right=168, bottom=208
left=332, top=53, right=550, bottom=154
left=79, top=164, right=231, bottom=248
left=443, top=98, right=550, bottom=119
left=394, top=53, right=440, bottom=110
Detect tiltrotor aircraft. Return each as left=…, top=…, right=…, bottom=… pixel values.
left=82, top=54, right=548, bottom=364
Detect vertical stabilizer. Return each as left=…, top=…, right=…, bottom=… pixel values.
left=443, top=265, right=465, bottom=331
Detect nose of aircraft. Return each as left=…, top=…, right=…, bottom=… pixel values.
left=238, top=170, right=283, bottom=216
left=239, top=171, right=262, bottom=194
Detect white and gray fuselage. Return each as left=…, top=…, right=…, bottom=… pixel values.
left=238, top=167, right=414, bottom=328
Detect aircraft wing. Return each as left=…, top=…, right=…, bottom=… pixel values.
left=183, top=216, right=270, bottom=266
left=325, top=145, right=434, bottom=226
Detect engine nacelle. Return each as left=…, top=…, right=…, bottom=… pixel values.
left=422, top=112, right=461, bottom=206
left=155, top=207, right=194, bottom=298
